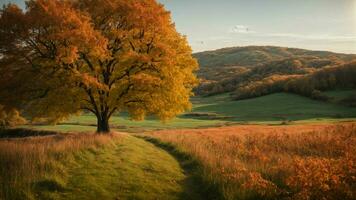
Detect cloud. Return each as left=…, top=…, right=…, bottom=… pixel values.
left=229, top=25, right=255, bottom=34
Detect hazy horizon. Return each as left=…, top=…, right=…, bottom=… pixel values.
left=2, top=0, right=356, bottom=54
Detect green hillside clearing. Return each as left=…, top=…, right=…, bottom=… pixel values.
left=193, top=93, right=356, bottom=122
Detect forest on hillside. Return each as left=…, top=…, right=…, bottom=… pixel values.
left=194, top=46, right=356, bottom=106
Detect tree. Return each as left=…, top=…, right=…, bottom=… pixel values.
left=0, top=0, right=198, bottom=133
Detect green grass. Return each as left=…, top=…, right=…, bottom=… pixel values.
left=36, top=135, right=202, bottom=200
left=25, top=92, right=356, bottom=133
left=323, top=89, right=356, bottom=101
left=191, top=93, right=231, bottom=107
left=25, top=125, right=97, bottom=133
left=69, top=115, right=225, bottom=130
left=23, top=116, right=226, bottom=133
left=193, top=93, right=356, bottom=122
left=139, top=136, right=222, bottom=200
left=41, top=115, right=226, bottom=133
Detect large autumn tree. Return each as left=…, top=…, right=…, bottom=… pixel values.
left=0, top=0, right=198, bottom=133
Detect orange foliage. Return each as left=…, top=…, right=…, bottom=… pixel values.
left=0, top=105, right=26, bottom=128
left=147, top=123, right=356, bottom=200
left=0, top=0, right=198, bottom=132
left=286, top=155, right=355, bottom=200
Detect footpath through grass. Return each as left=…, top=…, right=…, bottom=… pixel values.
left=0, top=133, right=204, bottom=200
left=51, top=135, right=200, bottom=200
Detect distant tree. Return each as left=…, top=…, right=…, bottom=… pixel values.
left=310, top=90, right=330, bottom=101
left=0, top=0, right=198, bottom=133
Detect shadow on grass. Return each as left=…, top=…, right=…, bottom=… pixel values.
left=34, top=178, right=66, bottom=192
left=0, top=128, right=57, bottom=138
left=137, top=136, right=223, bottom=200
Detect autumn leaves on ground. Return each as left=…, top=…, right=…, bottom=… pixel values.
left=1, top=0, right=356, bottom=200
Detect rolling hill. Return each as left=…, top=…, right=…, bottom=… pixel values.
left=193, top=46, right=356, bottom=97
left=194, top=46, right=355, bottom=69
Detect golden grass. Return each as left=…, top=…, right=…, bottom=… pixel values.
left=147, top=123, right=356, bottom=200
left=0, top=131, right=122, bottom=200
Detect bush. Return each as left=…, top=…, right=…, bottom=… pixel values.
left=0, top=106, right=27, bottom=129
left=310, top=90, right=330, bottom=101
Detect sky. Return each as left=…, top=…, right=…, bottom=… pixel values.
left=2, top=0, right=356, bottom=53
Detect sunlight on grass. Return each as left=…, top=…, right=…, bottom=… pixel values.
left=22, top=92, right=356, bottom=133
left=0, top=132, right=120, bottom=199
left=146, top=123, right=356, bottom=200
left=0, top=133, right=198, bottom=200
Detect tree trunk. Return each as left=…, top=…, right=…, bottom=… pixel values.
left=97, top=116, right=110, bottom=133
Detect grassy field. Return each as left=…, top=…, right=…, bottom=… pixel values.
left=24, top=92, right=356, bottom=133
left=0, top=132, right=118, bottom=200
left=145, top=123, right=356, bottom=200
left=5, top=91, right=355, bottom=199
left=3, top=90, right=356, bottom=199
left=3, top=122, right=355, bottom=200
left=323, top=89, right=356, bottom=102
left=26, top=116, right=227, bottom=133
left=193, top=92, right=356, bottom=122
left=0, top=131, right=203, bottom=200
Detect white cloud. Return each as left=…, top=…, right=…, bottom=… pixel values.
left=229, top=25, right=255, bottom=34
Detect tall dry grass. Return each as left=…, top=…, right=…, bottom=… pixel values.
left=147, top=123, right=356, bottom=200
left=0, top=131, right=121, bottom=200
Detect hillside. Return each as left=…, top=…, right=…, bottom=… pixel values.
left=194, top=46, right=355, bottom=68
left=194, top=46, right=356, bottom=96
left=231, top=62, right=356, bottom=101
left=192, top=92, right=356, bottom=122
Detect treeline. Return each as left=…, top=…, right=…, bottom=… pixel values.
left=285, top=62, right=356, bottom=96
left=231, top=61, right=356, bottom=103
left=195, top=57, right=322, bottom=96
left=231, top=75, right=302, bottom=100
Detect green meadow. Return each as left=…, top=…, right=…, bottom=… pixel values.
left=24, top=91, right=356, bottom=133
